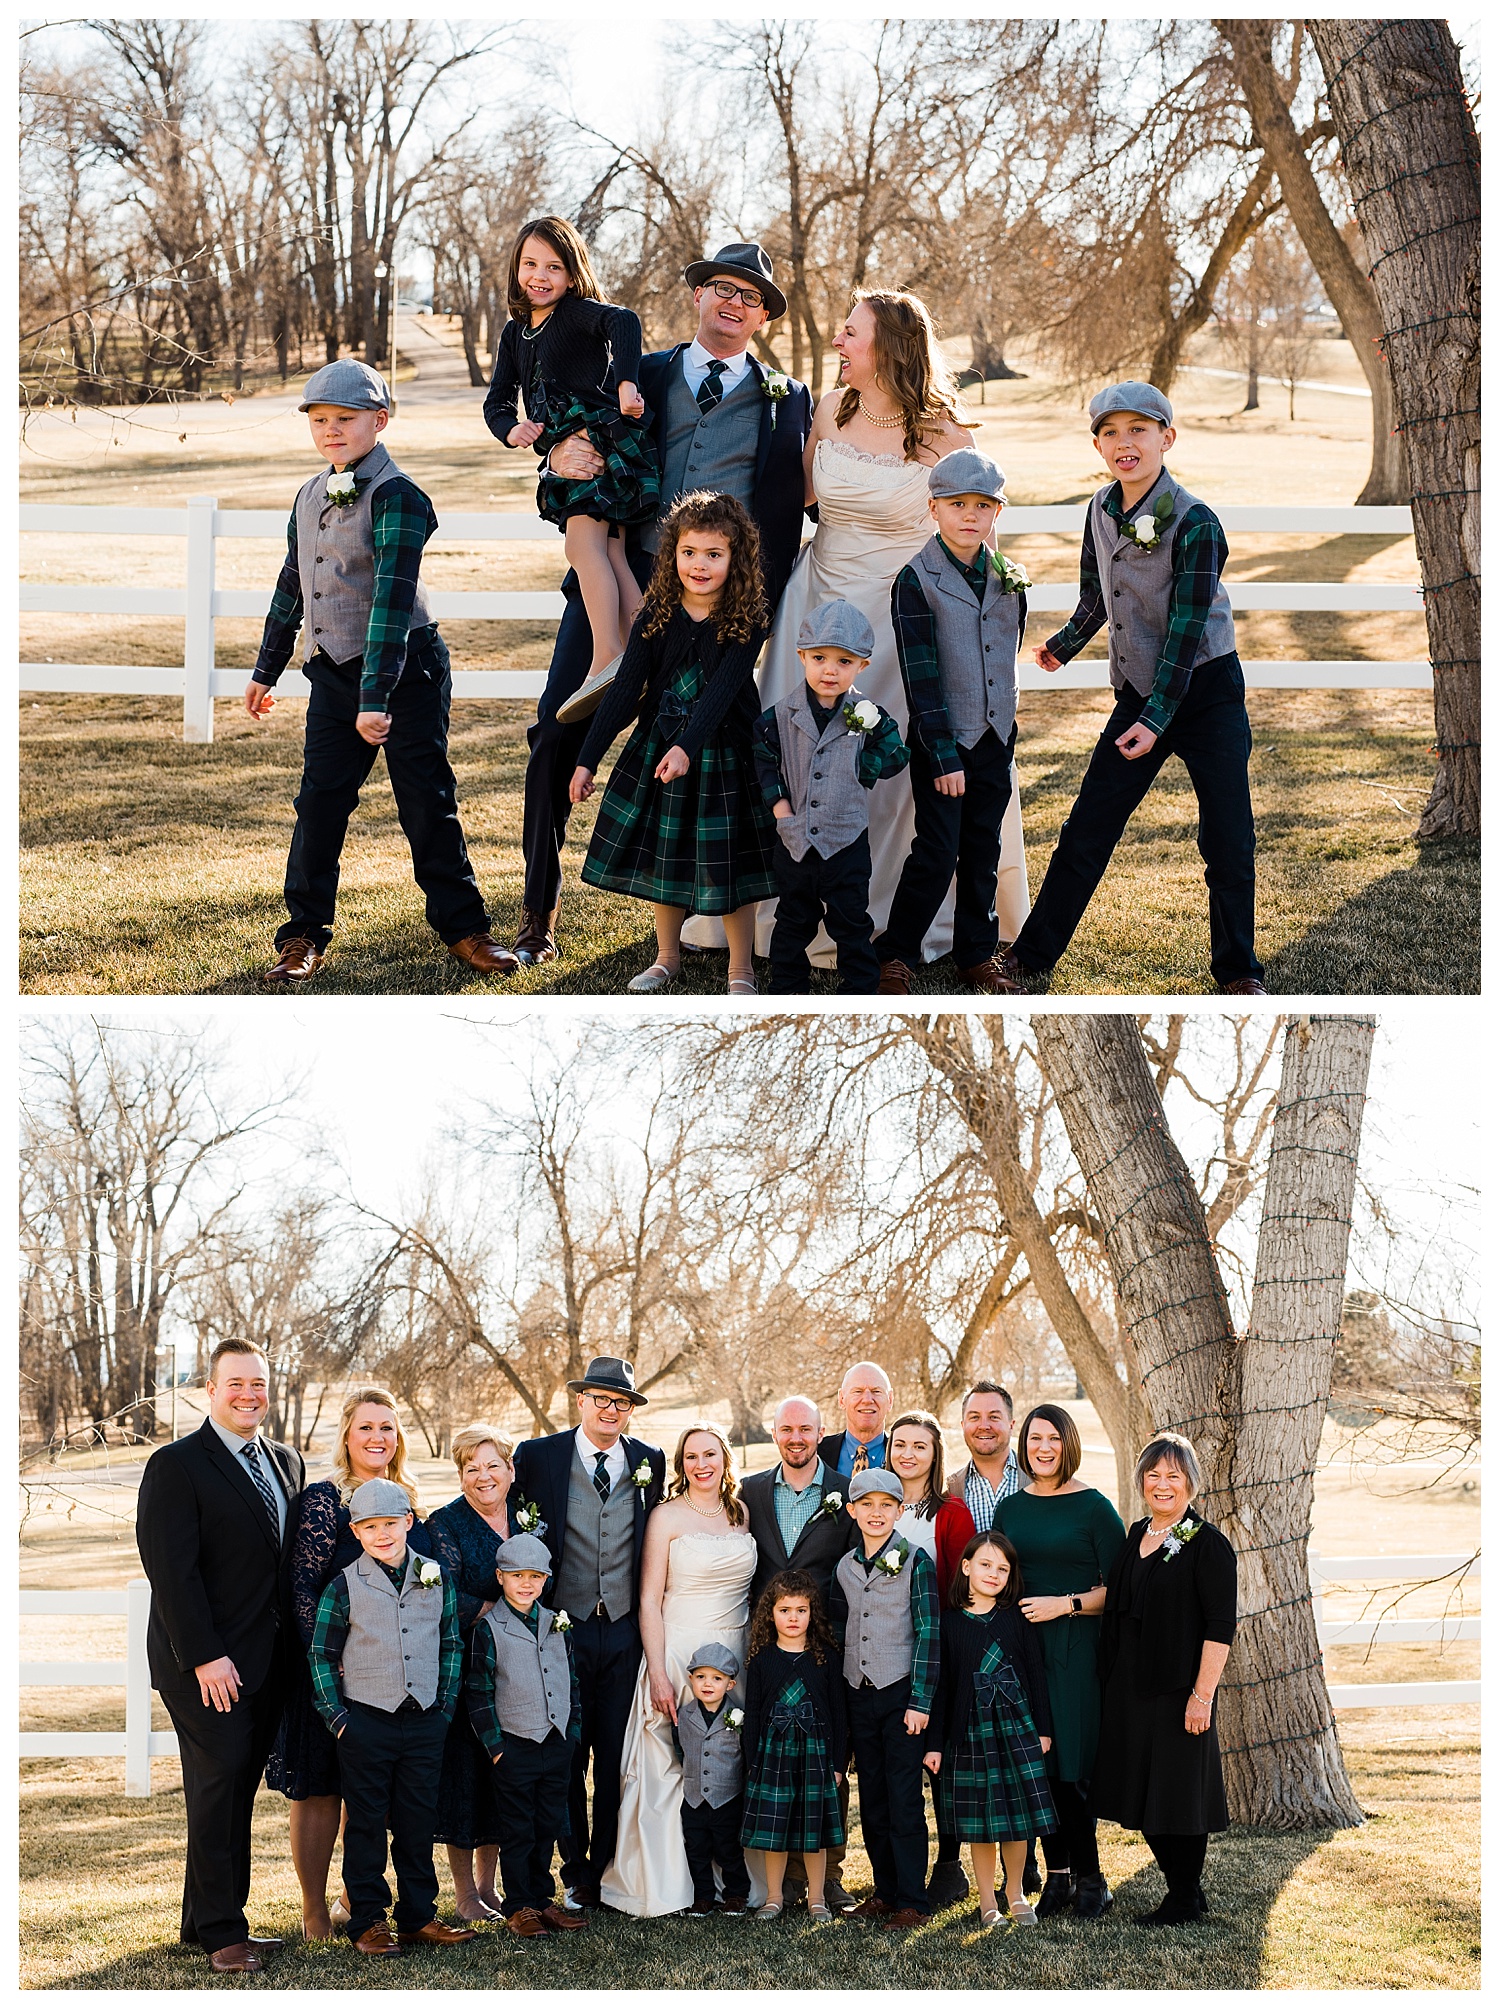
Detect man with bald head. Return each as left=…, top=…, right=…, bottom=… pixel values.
left=741, top=1396, right=857, bottom=1607
left=817, top=1361, right=894, bottom=1476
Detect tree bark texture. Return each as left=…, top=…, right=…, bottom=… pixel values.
left=1308, top=19, right=1480, bottom=840
left=1033, top=1015, right=1370, bottom=1829
left=1216, top=18, right=1407, bottom=504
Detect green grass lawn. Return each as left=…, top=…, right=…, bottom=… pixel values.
left=20, top=685, right=1475, bottom=995
left=18, top=1712, right=1479, bottom=1990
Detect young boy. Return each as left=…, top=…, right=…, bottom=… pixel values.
left=245, top=358, right=518, bottom=985
left=998, top=381, right=1266, bottom=994
left=828, top=1468, right=940, bottom=1928
left=674, top=1643, right=752, bottom=1916
left=465, top=1533, right=585, bottom=1940
left=753, top=599, right=909, bottom=994
left=876, top=449, right=1027, bottom=997
left=308, top=1478, right=476, bottom=1957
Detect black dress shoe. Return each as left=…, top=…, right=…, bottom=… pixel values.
left=1072, top=1874, right=1113, bottom=1920
left=925, top=1859, right=970, bottom=1909
left=1136, top=1895, right=1198, bottom=1928
left=1034, top=1872, right=1074, bottom=1919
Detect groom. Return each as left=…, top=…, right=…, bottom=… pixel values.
left=508, top=241, right=814, bottom=966
left=509, top=1356, right=666, bottom=1906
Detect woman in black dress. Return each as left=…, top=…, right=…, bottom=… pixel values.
left=1091, top=1432, right=1237, bottom=1926
left=426, top=1425, right=514, bottom=1920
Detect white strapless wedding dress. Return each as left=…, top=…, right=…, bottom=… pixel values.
left=599, top=1529, right=761, bottom=1917
left=682, top=437, right=1028, bottom=965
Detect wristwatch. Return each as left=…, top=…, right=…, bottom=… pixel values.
left=1070, top=1594, right=1084, bottom=1616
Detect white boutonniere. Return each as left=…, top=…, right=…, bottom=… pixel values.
left=1159, top=1518, right=1202, bottom=1560
left=821, top=1490, right=846, bottom=1520
left=762, top=369, right=791, bottom=429
left=989, top=550, right=1031, bottom=593
left=632, top=1458, right=655, bottom=1491
left=726, top=1706, right=745, bottom=1734
left=324, top=468, right=359, bottom=507
left=513, top=1499, right=547, bottom=1536
left=1118, top=492, right=1174, bottom=550
left=552, top=1608, right=573, bottom=1633
left=415, top=1558, right=443, bottom=1588
left=875, top=1537, right=911, bottom=1578
left=841, top=698, right=881, bottom=734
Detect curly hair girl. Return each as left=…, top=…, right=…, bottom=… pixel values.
left=748, top=1569, right=838, bottom=1664
left=638, top=490, right=767, bottom=646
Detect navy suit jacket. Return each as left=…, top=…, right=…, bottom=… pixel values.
left=509, top=1428, right=667, bottom=1606
left=636, top=344, right=813, bottom=611
left=817, top=1429, right=888, bottom=1474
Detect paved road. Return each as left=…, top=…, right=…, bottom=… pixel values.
left=393, top=312, right=488, bottom=406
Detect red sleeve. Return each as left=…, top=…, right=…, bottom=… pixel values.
left=935, top=1497, right=976, bottom=1604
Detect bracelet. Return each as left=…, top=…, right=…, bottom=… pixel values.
left=1191, top=1688, right=1213, bottom=1706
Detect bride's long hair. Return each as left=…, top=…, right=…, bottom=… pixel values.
left=667, top=1421, right=747, bottom=1527
left=835, top=289, right=967, bottom=462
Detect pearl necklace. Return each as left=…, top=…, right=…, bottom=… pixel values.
left=857, top=396, right=903, bottom=429
left=685, top=1493, right=726, bottom=1519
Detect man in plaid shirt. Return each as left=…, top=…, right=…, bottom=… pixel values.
left=246, top=358, right=517, bottom=986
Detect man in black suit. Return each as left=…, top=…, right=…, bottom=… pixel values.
left=817, top=1359, right=895, bottom=1477
left=502, top=241, right=814, bottom=966
left=136, top=1339, right=304, bottom=1974
left=508, top=1355, right=666, bottom=1906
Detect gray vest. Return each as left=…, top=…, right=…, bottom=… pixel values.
left=641, top=362, right=762, bottom=551
left=483, top=1600, right=573, bottom=1743
left=553, top=1451, right=636, bottom=1622
left=908, top=536, right=1021, bottom=746
left=835, top=1543, right=916, bottom=1692
left=678, top=1697, right=744, bottom=1809
left=292, top=440, right=434, bottom=665
left=1090, top=471, right=1235, bottom=697
left=340, top=1550, right=443, bottom=1712
left=772, top=683, right=873, bottom=862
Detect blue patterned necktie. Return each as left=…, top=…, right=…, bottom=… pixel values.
left=242, top=1439, right=280, bottom=1529
left=593, top=1451, right=612, bottom=1504
left=696, top=359, right=728, bottom=416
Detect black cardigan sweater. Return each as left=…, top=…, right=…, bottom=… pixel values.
left=1097, top=1507, right=1238, bottom=1697
left=483, top=292, right=644, bottom=444
left=577, top=605, right=765, bottom=770
left=741, top=1645, right=847, bottom=1772
left=926, top=1602, right=1052, bottom=1751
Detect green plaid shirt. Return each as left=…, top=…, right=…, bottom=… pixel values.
left=828, top=1536, right=941, bottom=1716
left=1048, top=475, right=1230, bottom=736
left=308, top=1556, right=462, bottom=1735
left=891, top=539, right=1027, bottom=775
left=251, top=462, right=439, bottom=712
left=465, top=1603, right=581, bottom=1762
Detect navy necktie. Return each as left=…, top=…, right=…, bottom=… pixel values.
left=696, top=359, right=728, bottom=416
left=242, top=1439, right=279, bottom=1529
left=593, top=1451, right=612, bottom=1504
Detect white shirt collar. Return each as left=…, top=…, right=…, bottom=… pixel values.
left=209, top=1413, right=275, bottom=1472
left=574, top=1425, right=628, bottom=1482
left=684, top=338, right=752, bottom=386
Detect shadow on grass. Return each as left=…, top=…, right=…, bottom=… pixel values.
left=1266, top=839, right=1480, bottom=994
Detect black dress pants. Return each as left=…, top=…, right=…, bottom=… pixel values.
left=279, top=636, right=491, bottom=952
left=336, top=1698, right=448, bottom=1940
left=493, top=1729, right=572, bottom=1915
left=682, top=1792, right=752, bottom=1905
left=160, top=1657, right=287, bottom=1953
left=1040, top=1778, right=1101, bottom=1881
left=876, top=724, right=1016, bottom=971
left=847, top=1678, right=929, bottom=1912
left=563, top=1611, right=641, bottom=1891
left=1011, top=652, right=1261, bottom=985
left=1144, top=1830, right=1208, bottom=1908
left=769, top=832, right=879, bottom=992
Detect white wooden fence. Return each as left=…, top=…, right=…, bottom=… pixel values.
left=21, top=499, right=1430, bottom=742
left=21, top=1552, right=1478, bottom=1795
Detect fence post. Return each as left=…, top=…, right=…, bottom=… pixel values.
left=125, top=1577, right=154, bottom=1797
left=183, top=494, right=218, bottom=743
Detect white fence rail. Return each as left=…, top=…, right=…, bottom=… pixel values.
left=21, top=497, right=1429, bottom=741
left=21, top=1551, right=1478, bottom=1795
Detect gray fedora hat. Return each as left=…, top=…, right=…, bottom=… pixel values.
left=1088, top=379, right=1173, bottom=432
left=299, top=358, right=393, bottom=414
left=495, top=1533, right=553, bottom=1575
left=682, top=241, right=787, bottom=320
left=565, top=1354, right=648, bottom=1405
left=797, top=598, right=875, bottom=659
left=687, top=1642, right=741, bottom=1678
left=929, top=448, right=1007, bottom=502
left=848, top=1467, right=904, bottom=1503
left=347, top=1477, right=413, bottom=1522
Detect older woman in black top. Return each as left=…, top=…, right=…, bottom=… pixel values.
left=1090, top=1432, right=1237, bottom=1927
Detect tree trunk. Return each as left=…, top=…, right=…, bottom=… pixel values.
left=1148, top=159, right=1277, bottom=393
left=1216, top=18, right=1408, bottom=503
left=969, top=319, right=1024, bottom=382
left=1308, top=19, right=1480, bottom=841
left=1033, top=1015, right=1370, bottom=1829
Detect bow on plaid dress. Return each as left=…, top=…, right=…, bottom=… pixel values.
left=740, top=1676, right=845, bottom=1854
left=937, top=1641, right=1058, bottom=1843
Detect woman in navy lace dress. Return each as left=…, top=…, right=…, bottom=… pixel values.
left=426, top=1425, right=515, bottom=1919
left=265, top=1387, right=437, bottom=1940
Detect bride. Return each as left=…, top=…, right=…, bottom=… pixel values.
left=684, top=288, right=1027, bottom=967
left=600, top=1423, right=761, bottom=1916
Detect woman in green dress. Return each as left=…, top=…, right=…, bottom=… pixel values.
left=992, top=1404, right=1126, bottom=1922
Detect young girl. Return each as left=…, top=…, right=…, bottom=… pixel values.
left=570, top=492, right=779, bottom=994
left=483, top=215, right=660, bottom=680
left=923, top=1534, right=1056, bottom=1930
left=739, top=1570, right=847, bottom=1921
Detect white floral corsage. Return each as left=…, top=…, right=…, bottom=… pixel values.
left=989, top=550, right=1031, bottom=593
left=416, top=1558, right=443, bottom=1588
left=1158, top=1518, right=1201, bottom=1560
left=842, top=698, right=881, bottom=734
left=632, top=1458, right=655, bottom=1490
left=552, top=1608, right=573, bottom=1633
left=821, top=1490, right=847, bottom=1519
left=874, top=1537, right=911, bottom=1578
left=1118, top=493, right=1174, bottom=550
left=513, top=1499, right=547, bottom=1536
left=726, top=1705, right=746, bottom=1734
left=762, top=369, right=791, bottom=429
left=325, top=468, right=359, bottom=506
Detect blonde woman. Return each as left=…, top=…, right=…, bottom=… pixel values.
left=266, top=1387, right=435, bottom=1941
left=601, top=1423, right=761, bottom=1917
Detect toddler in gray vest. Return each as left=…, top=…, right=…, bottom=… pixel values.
left=307, top=1478, right=473, bottom=1954
left=673, top=1644, right=752, bottom=1914
left=753, top=598, right=909, bottom=994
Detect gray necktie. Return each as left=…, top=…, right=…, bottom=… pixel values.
left=242, top=1439, right=279, bottom=1529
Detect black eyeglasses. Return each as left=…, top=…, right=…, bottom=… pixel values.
left=586, top=1393, right=635, bottom=1414
left=705, top=278, right=765, bottom=309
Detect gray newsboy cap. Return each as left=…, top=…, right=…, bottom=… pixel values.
left=495, top=1533, right=554, bottom=1575
left=849, top=1468, right=905, bottom=1503
left=299, top=358, right=393, bottom=414
left=687, top=1642, right=741, bottom=1678
left=928, top=449, right=1007, bottom=502
left=797, top=598, right=874, bottom=659
left=1089, top=380, right=1173, bottom=432
left=347, top=1477, right=413, bottom=1522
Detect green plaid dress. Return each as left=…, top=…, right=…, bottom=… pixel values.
left=582, top=653, right=779, bottom=912
left=740, top=1676, right=844, bottom=1853
left=535, top=391, right=660, bottom=530
left=937, top=1639, right=1057, bottom=1843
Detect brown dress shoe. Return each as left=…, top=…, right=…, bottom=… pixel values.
left=208, top=1943, right=264, bottom=1973
left=514, top=905, right=559, bottom=965
left=245, top=1936, right=283, bottom=1952
left=1217, top=977, right=1268, bottom=995
left=352, top=1925, right=405, bottom=1956
left=262, top=938, right=323, bottom=985
left=448, top=932, right=521, bottom=976
left=959, top=956, right=1024, bottom=995
left=851, top=1895, right=893, bottom=1918
left=994, top=947, right=1041, bottom=989
left=877, top=958, right=913, bottom=995
left=506, top=1908, right=552, bottom=1938
left=539, top=1904, right=586, bottom=1932
left=880, top=1907, right=930, bottom=1929
left=397, top=1920, right=478, bottom=1945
